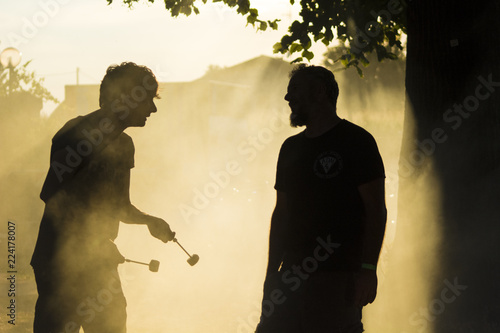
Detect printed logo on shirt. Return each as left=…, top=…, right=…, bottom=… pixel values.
left=314, top=151, right=343, bottom=179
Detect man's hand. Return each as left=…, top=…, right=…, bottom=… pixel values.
left=353, top=269, right=378, bottom=307
left=146, top=216, right=175, bottom=243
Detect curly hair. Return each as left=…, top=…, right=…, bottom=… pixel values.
left=99, top=62, right=159, bottom=108
left=290, top=64, right=339, bottom=106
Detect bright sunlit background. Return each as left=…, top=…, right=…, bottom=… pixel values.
left=0, top=0, right=327, bottom=116
left=0, top=1, right=419, bottom=332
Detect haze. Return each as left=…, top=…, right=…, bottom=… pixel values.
left=0, top=1, right=440, bottom=332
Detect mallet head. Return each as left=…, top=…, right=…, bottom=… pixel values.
left=149, top=260, right=160, bottom=272
left=187, top=254, right=199, bottom=266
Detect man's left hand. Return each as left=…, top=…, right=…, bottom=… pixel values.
left=353, top=269, right=378, bottom=307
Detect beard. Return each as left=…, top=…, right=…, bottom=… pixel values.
left=290, top=109, right=307, bottom=127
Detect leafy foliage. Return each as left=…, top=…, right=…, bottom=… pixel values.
left=273, top=0, right=407, bottom=71
left=109, top=0, right=407, bottom=72
left=106, top=0, right=280, bottom=31
left=323, top=42, right=406, bottom=78
left=0, top=60, right=59, bottom=103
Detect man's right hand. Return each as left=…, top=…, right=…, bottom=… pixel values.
left=146, top=216, right=176, bottom=243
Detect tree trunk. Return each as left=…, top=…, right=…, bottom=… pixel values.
left=397, top=0, right=500, bottom=331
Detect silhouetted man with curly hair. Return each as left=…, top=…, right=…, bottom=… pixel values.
left=31, top=62, right=175, bottom=333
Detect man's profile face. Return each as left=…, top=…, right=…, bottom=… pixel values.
left=284, top=74, right=314, bottom=127
left=127, top=96, right=157, bottom=127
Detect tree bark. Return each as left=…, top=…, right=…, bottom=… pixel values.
left=398, top=0, right=500, bottom=331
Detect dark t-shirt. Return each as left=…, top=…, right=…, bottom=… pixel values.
left=31, top=111, right=134, bottom=269
left=275, top=120, right=385, bottom=270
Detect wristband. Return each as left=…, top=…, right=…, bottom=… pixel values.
left=361, top=263, right=377, bottom=271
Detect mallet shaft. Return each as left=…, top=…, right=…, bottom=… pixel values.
left=174, top=238, right=192, bottom=257
left=125, top=259, right=148, bottom=266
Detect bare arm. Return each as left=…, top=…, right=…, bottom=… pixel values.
left=266, top=190, right=288, bottom=275
left=117, top=169, right=175, bottom=242
left=359, top=178, right=387, bottom=266
left=354, top=177, right=387, bottom=306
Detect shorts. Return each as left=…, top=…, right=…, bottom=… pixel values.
left=33, top=264, right=127, bottom=333
left=256, top=270, right=364, bottom=333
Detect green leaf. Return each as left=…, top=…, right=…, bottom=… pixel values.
left=171, top=5, right=180, bottom=16
left=359, top=54, right=370, bottom=67
left=386, top=30, right=396, bottom=46
left=314, top=33, right=324, bottom=42
left=180, top=5, right=192, bottom=16
left=386, top=52, right=398, bottom=60
left=337, top=25, right=347, bottom=36
left=289, top=43, right=303, bottom=54
left=302, top=49, right=314, bottom=61
left=269, top=20, right=280, bottom=30
left=375, top=45, right=387, bottom=62
left=290, top=20, right=302, bottom=33
left=340, top=56, right=349, bottom=67
left=281, top=35, right=293, bottom=48
left=238, top=0, right=251, bottom=14
left=247, top=14, right=256, bottom=25
left=299, top=35, right=311, bottom=49
left=324, top=27, right=334, bottom=41
left=355, top=65, right=364, bottom=78
left=273, top=42, right=284, bottom=53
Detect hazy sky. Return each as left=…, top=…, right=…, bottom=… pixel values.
left=0, top=0, right=327, bottom=115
